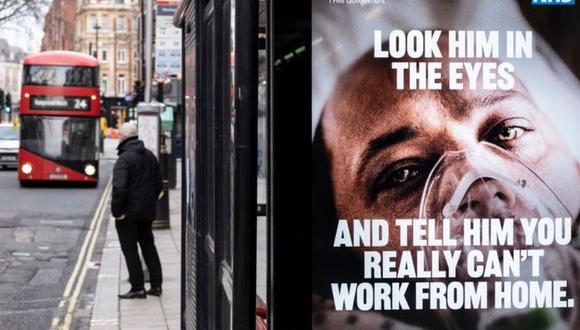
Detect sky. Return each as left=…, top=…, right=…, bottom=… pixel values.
left=0, top=4, right=48, bottom=54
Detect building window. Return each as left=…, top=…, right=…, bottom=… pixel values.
left=117, top=16, right=126, bottom=31
left=88, top=14, right=97, bottom=31
left=118, top=47, right=126, bottom=63
left=102, top=48, right=108, bottom=62
left=118, top=75, right=126, bottom=95
left=116, top=0, right=125, bottom=4
left=101, top=14, right=109, bottom=31
left=101, top=75, right=108, bottom=93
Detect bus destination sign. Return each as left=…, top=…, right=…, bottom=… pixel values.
left=30, top=95, right=91, bottom=111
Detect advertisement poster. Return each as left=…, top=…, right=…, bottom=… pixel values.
left=312, top=1, right=580, bottom=329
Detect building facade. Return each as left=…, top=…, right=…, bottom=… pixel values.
left=40, top=0, right=77, bottom=51
left=0, top=39, right=25, bottom=122
left=0, top=39, right=26, bottom=110
left=75, top=0, right=140, bottom=98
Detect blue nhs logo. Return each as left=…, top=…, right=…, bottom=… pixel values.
left=532, top=0, right=575, bottom=5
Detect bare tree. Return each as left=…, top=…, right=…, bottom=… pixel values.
left=0, top=0, right=49, bottom=27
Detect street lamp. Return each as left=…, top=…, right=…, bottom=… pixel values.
left=93, top=23, right=101, bottom=59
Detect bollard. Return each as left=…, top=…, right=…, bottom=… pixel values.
left=153, top=180, right=170, bottom=229
left=167, top=133, right=177, bottom=189
left=168, top=152, right=177, bottom=189
left=99, top=132, right=104, bottom=154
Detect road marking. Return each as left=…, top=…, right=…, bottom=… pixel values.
left=40, top=220, right=75, bottom=226
left=61, top=190, right=109, bottom=329
left=90, top=319, right=119, bottom=326
left=59, top=178, right=112, bottom=306
left=51, top=178, right=112, bottom=330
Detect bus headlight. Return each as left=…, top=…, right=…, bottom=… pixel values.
left=84, top=164, right=96, bottom=176
left=21, top=163, right=32, bottom=174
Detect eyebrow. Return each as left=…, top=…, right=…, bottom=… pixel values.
left=473, top=90, right=519, bottom=108
left=442, top=89, right=522, bottom=118
left=357, top=126, right=419, bottom=179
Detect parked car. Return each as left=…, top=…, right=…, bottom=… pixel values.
left=0, top=123, right=19, bottom=169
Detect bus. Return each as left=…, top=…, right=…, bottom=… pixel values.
left=18, top=51, right=100, bottom=187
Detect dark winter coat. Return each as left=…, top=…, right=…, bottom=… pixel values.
left=111, top=137, right=162, bottom=221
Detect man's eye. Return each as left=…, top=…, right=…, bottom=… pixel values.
left=369, top=157, right=438, bottom=200
left=390, top=168, right=419, bottom=184
left=374, top=164, right=423, bottom=193
left=495, top=126, right=524, bottom=142
left=484, top=118, right=532, bottom=147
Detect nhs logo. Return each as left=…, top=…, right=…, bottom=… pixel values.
left=532, top=0, right=575, bottom=5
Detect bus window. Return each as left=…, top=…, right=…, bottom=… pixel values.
left=24, top=65, right=99, bottom=88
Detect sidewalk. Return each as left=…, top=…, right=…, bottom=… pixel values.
left=91, top=138, right=267, bottom=328
left=90, top=150, right=182, bottom=330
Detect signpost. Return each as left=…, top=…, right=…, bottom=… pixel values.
left=154, top=2, right=181, bottom=192
left=139, top=1, right=175, bottom=230
left=155, top=1, right=182, bottom=80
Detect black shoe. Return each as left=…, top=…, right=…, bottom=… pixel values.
left=118, top=289, right=146, bottom=299
left=146, top=287, right=162, bottom=296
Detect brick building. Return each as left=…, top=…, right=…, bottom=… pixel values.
left=41, top=0, right=77, bottom=51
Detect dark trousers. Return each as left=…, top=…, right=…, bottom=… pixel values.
left=115, top=220, right=163, bottom=290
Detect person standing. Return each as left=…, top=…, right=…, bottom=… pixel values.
left=112, top=122, right=163, bottom=299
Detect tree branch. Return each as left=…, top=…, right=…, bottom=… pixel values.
left=0, top=0, right=49, bottom=27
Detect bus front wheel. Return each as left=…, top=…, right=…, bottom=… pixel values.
left=19, top=180, right=32, bottom=188
left=86, top=181, right=98, bottom=188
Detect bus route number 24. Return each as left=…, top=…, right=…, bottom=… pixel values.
left=74, top=98, right=88, bottom=110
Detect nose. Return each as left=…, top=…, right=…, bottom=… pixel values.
left=455, top=178, right=517, bottom=218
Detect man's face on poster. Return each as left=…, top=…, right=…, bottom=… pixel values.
left=320, top=50, right=580, bottom=252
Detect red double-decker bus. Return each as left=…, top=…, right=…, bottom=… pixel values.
left=18, top=51, right=100, bottom=187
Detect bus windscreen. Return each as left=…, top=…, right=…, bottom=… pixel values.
left=20, top=116, right=99, bottom=161
left=24, top=65, right=98, bottom=88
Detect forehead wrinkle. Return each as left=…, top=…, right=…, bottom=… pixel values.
left=434, top=87, right=471, bottom=120
left=330, top=68, right=441, bottom=151
left=434, top=89, right=526, bottom=121
left=331, top=73, right=401, bottom=136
